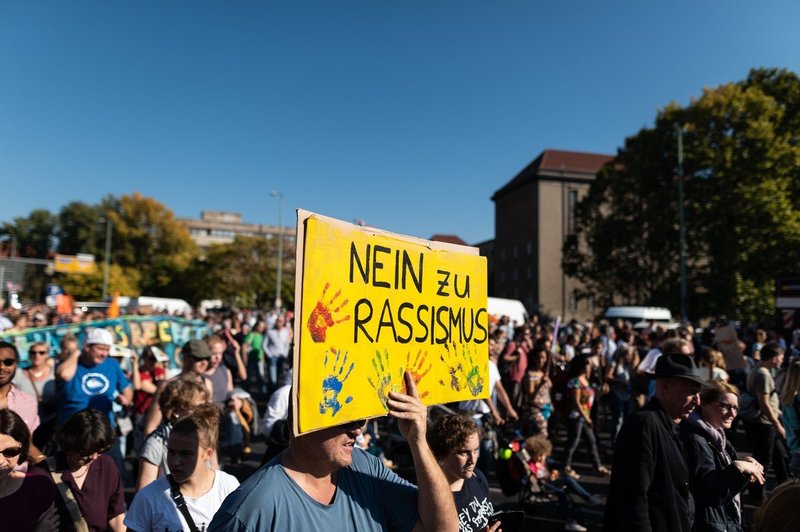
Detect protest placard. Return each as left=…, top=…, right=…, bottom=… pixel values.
left=294, top=210, right=488, bottom=434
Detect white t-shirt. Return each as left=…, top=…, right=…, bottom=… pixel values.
left=125, top=470, right=240, bottom=532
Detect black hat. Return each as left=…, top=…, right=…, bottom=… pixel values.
left=181, top=339, right=211, bottom=360
left=654, top=353, right=705, bottom=385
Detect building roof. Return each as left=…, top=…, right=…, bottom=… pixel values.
left=492, top=149, right=614, bottom=200
left=429, top=234, right=468, bottom=246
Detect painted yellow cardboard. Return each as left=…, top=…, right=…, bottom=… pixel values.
left=294, top=211, right=489, bottom=434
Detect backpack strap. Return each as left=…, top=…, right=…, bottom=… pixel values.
left=168, top=474, right=201, bottom=532
left=45, top=457, right=89, bottom=532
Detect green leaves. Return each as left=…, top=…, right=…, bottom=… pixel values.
left=564, top=68, right=800, bottom=322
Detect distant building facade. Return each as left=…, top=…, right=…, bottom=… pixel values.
left=179, top=211, right=295, bottom=253
left=490, top=149, right=613, bottom=321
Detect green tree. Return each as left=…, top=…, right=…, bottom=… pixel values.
left=56, top=201, right=106, bottom=256
left=107, top=192, right=198, bottom=295
left=565, top=68, right=800, bottom=322
left=189, top=235, right=295, bottom=308
left=0, top=209, right=57, bottom=258
left=55, top=264, right=142, bottom=301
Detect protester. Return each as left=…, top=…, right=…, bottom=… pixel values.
left=779, top=360, right=800, bottom=477
left=206, top=336, right=234, bottom=408
left=142, top=339, right=214, bottom=436
left=131, top=346, right=167, bottom=453
left=243, top=320, right=267, bottom=395
left=562, top=354, right=609, bottom=479
left=681, top=380, right=764, bottom=532
left=209, top=371, right=458, bottom=531
left=125, top=404, right=239, bottom=532
left=751, top=479, right=800, bottom=532
left=262, top=315, right=290, bottom=388
left=603, top=353, right=704, bottom=532
left=0, top=409, right=59, bottom=531
left=742, top=342, right=789, bottom=503
left=0, top=341, right=41, bottom=454
left=525, top=434, right=598, bottom=532
left=521, top=346, right=552, bottom=438
left=44, top=408, right=126, bottom=531
left=13, top=341, right=58, bottom=451
left=605, top=341, right=637, bottom=442
left=137, top=375, right=211, bottom=490
left=427, top=413, right=498, bottom=532
left=55, top=328, right=133, bottom=430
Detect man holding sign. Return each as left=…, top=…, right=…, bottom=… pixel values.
left=209, top=371, right=458, bottom=532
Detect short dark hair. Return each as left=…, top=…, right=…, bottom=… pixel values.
left=0, top=409, right=30, bottom=464
left=0, top=341, right=19, bottom=360
left=56, top=409, right=114, bottom=456
left=427, top=414, right=478, bottom=460
left=761, top=342, right=784, bottom=361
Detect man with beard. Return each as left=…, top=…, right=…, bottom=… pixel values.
left=603, top=353, right=704, bottom=532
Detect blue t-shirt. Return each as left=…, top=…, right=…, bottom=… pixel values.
left=209, top=448, right=419, bottom=532
left=58, top=357, right=131, bottom=427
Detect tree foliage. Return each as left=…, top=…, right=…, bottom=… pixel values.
left=189, top=235, right=295, bottom=308
left=1, top=209, right=57, bottom=259
left=55, top=264, right=142, bottom=301
left=565, top=68, right=800, bottom=322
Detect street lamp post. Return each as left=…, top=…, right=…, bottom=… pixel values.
left=271, top=191, right=284, bottom=310
left=675, top=123, right=688, bottom=322
left=102, top=217, right=113, bottom=300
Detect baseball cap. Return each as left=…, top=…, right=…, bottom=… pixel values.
left=181, top=339, right=211, bottom=360
left=86, top=328, right=114, bottom=346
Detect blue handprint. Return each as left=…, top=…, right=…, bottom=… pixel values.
left=319, top=348, right=355, bottom=416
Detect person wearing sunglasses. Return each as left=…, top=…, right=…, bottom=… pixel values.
left=0, top=341, right=42, bottom=462
left=13, top=342, right=58, bottom=454
left=42, top=408, right=126, bottom=531
left=0, top=408, right=60, bottom=531
left=680, top=380, right=765, bottom=532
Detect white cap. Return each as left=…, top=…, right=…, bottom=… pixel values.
left=86, top=328, right=114, bottom=346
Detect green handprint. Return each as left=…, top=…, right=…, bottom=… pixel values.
left=438, top=344, right=484, bottom=397
left=367, top=349, right=404, bottom=410
left=319, top=348, right=354, bottom=416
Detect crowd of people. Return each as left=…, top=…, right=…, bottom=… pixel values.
left=2, top=304, right=800, bottom=531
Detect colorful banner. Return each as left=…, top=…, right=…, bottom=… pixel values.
left=295, top=210, right=489, bottom=434
left=0, top=316, right=211, bottom=369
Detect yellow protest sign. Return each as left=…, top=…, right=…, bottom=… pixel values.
left=293, top=210, right=488, bottom=434
left=54, top=253, right=96, bottom=274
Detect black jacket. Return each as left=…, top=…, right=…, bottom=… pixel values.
left=680, top=419, right=749, bottom=532
left=603, top=398, right=695, bottom=532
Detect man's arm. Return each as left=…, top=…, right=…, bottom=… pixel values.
left=55, top=348, right=80, bottom=382
left=757, top=392, right=786, bottom=439
left=493, top=379, right=518, bottom=420
left=605, top=415, right=655, bottom=531
left=387, top=372, right=458, bottom=532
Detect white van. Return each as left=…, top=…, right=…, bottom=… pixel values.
left=604, top=306, right=676, bottom=329
left=488, top=297, right=529, bottom=327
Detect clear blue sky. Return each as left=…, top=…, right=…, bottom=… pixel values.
left=2, top=1, right=798, bottom=245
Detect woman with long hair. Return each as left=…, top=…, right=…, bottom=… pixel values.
left=0, top=409, right=59, bottom=531
left=125, top=403, right=239, bottom=532
left=780, top=360, right=800, bottom=477
left=562, top=355, right=609, bottom=479
left=521, top=346, right=553, bottom=437
left=680, top=381, right=765, bottom=532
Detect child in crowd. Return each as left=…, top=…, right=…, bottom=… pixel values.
left=525, top=434, right=600, bottom=532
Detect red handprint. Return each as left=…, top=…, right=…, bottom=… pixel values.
left=306, top=282, right=351, bottom=343
left=400, top=350, right=431, bottom=398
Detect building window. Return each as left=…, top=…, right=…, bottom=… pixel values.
left=527, top=266, right=532, bottom=280
left=500, top=248, right=506, bottom=261
left=568, top=189, right=578, bottom=233
left=588, top=293, right=595, bottom=314
left=526, top=241, right=532, bottom=256
left=513, top=245, right=518, bottom=259
left=513, top=269, right=518, bottom=282
left=570, top=290, right=578, bottom=313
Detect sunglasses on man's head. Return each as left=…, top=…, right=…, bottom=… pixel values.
left=0, top=359, right=16, bottom=367
left=0, top=446, right=22, bottom=458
